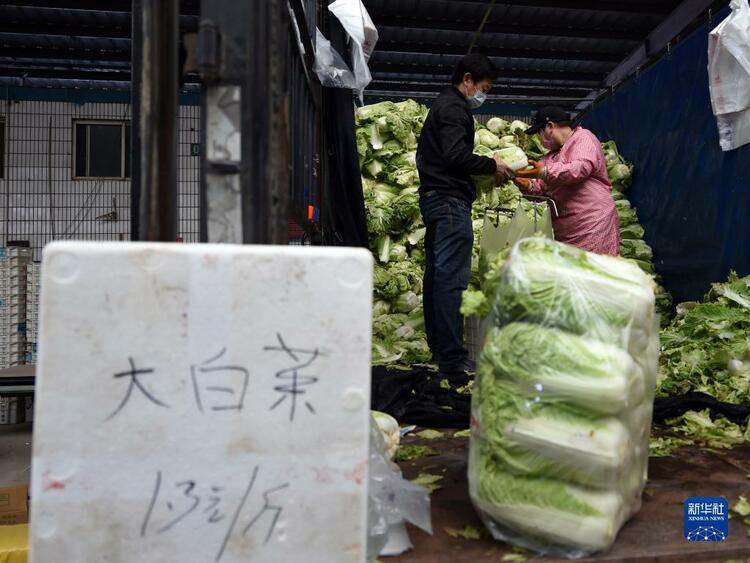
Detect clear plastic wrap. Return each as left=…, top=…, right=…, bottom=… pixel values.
left=367, top=416, right=432, bottom=561
left=313, top=29, right=358, bottom=91
left=468, top=237, right=658, bottom=558
left=313, top=0, right=378, bottom=102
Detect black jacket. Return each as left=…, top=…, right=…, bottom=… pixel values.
left=416, top=87, right=496, bottom=204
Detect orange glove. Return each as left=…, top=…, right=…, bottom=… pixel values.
left=515, top=159, right=545, bottom=179
left=513, top=177, right=532, bottom=192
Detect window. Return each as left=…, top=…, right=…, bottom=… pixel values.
left=73, top=121, right=131, bottom=179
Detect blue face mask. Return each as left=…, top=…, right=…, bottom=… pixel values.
left=466, top=88, right=486, bottom=109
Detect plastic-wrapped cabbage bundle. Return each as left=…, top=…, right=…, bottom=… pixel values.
left=469, top=237, right=658, bottom=558
left=491, top=238, right=656, bottom=358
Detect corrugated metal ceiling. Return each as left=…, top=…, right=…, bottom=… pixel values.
left=0, top=0, right=727, bottom=109
left=0, top=1, right=199, bottom=91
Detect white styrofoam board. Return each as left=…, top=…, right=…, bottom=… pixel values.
left=30, top=242, right=373, bottom=563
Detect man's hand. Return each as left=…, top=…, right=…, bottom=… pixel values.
left=515, top=159, right=545, bottom=179
left=494, top=157, right=514, bottom=185
left=513, top=178, right=532, bottom=192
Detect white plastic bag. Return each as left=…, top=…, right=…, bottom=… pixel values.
left=366, top=416, right=432, bottom=560
left=708, top=0, right=750, bottom=151
left=314, top=0, right=378, bottom=102
left=329, top=0, right=378, bottom=62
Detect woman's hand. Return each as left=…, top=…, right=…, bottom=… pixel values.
left=515, top=159, right=545, bottom=179
left=513, top=177, right=532, bottom=192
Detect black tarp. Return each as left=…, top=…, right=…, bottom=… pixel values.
left=371, top=367, right=750, bottom=429
left=321, top=8, right=369, bottom=248
left=371, top=366, right=471, bottom=429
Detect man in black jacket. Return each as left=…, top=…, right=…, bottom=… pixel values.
left=417, top=54, right=513, bottom=377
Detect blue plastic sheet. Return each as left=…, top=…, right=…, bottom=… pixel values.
left=582, top=8, right=750, bottom=304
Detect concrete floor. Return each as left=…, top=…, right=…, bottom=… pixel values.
left=0, top=422, right=32, bottom=486
left=393, top=429, right=750, bottom=562
left=2, top=420, right=750, bottom=561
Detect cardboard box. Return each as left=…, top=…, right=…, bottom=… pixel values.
left=0, top=485, right=28, bottom=525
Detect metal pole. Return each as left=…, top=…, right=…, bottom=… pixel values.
left=242, top=0, right=288, bottom=244
left=47, top=118, right=55, bottom=239
left=130, top=0, right=143, bottom=241
left=198, top=85, right=208, bottom=243
left=242, top=0, right=270, bottom=244
left=199, top=0, right=288, bottom=245
left=139, top=0, right=179, bottom=242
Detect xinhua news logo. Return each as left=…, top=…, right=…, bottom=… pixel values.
left=684, top=497, right=729, bottom=542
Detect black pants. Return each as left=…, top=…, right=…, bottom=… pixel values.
left=420, top=192, right=473, bottom=371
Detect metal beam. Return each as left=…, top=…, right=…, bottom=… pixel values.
left=367, top=13, right=646, bottom=41
left=364, top=89, right=582, bottom=106
left=0, top=66, right=200, bottom=84
left=370, top=72, right=601, bottom=87
left=2, top=0, right=200, bottom=15
left=130, top=0, right=142, bottom=241
left=367, top=62, right=606, bottom=83
left=0, top=22, right=198, bottom=40
left=0, top=75, right=201, bottom=90
left=0, top=58, right=130, bottom=70
left=0, top=32, right=131, bottom=49
left=576, top=0, right=722, bottom=111
left=0, top=23, right=132, bottom=40
left=376, top=25, right=639, bottom=48
left=372, top=73, right=601, bottom=88
left=0, top=36, right=622, bottom=68
left=0, top=66, right=130, bottom=80
left=374, top=42, right=623, bottom=63
left=199, top=0, right=289, bottom=245
left=479, top=0, right=676, bottom=13
left=3, top=0, right=133, bottom=10
left=370, top=55, right=613, bottom=79
left=138, top=0, right=178, bottom=242
left=369, top=81, right=593, bottom=98
left=371, top=76, right=596, bottom=89
left=242, top=0, right=288, bottom=244
left=0, top=46, right=131, bottom=63
left=0, top=8, right=198, bottom=39
left=366, top=0, right=677, bottom=14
